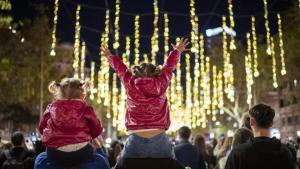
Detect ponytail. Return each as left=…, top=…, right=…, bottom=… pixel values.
left=48, top=81, right=60, bottom=94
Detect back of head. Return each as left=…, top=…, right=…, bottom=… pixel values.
left=249, top=104, right=275, bottom=129
left=232, top=128, right=254, bottom=148
left=48, top=77, right=86, bottom=99
left=11, top=131, right=24, bottom=147
left=194, top=135, right=205, bottom=149
left=131, top=62, right=161, bottom=78
left=178, top=126, right=191, bottom=140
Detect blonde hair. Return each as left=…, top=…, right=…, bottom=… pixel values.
left=130, top=62, right=162, bottom=77
left=48, top=78, right=89, bottom=99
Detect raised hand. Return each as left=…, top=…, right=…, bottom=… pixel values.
left=171, top=38, right=190, bottom=53
left=101, top=45, right=112, bottom=59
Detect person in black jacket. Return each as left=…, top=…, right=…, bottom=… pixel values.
left=225, top=104, right=294, bottom=169
left=174, top=126, right=207, bottom=169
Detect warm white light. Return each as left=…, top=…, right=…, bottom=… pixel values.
left=206, top=26, right=236, bottom=37
left=21, top=38, right=25, bottom=43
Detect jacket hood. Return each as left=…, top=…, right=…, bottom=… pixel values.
left=134, top=77, right=161, bottom=97
left=250, top=136, right=282, bottom=158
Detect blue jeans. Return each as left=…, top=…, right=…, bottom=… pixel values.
left=34, top=149, right=110, bottom=169
left=118, top=132, right=175, bottom=165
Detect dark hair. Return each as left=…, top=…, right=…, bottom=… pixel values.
left=194, top=135, right=208, bottom=159
left=11, top=131, right=24, bottom=147
left=178, top=126, right=191, bottom=140
left=249, top=104, right=275, bottom=128
left=131, top=62, right=161, bottom=77
left=232, top=128, right=253, bottom=148
left=48, top=78, right=87, bottom=99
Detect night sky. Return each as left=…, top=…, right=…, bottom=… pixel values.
left=10, top=0, right=292, bottom=66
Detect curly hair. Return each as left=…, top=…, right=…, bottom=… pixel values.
left=130, top=62, right=161, bottom=77
left=48, top=78, right=88, bottom=99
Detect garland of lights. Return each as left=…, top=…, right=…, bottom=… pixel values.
left=50, top=0, right=59, bottom=56
left=73, top=5, right=81, bottom=78
left=263, top=0, right=272, bottom=55
left=271, top=37, right=278, bottom=88
left=212, top=65, right=218, bottom=121
left=125, top=36, right=131, bottom=66
left=134, top=15, right=140, bottom=65
left=277, top=13, right=287, bottom=75
left=251, top=16, right=259, bottom=77
left=113, top=0, right=120, bottom=50
left=112, top=74, right=119, bottom=127
left=80, top=41, right=86, bottom=79
left=204, top=56, right=211, bottom=115
left=246, top=33, right=254, bottom=105
left=217, top=70, right=224, bottom=114
left=185, top=54, right=192, bottom=127
left=189, top=0, right=199, bottom=54
left=143, top=54, right=149, bottom=62
left=89, top=62, right=95, bottom=100
left=199, top=34, right=207, bottom=127
left=228, top=0, right=236, bottom=50
left=163, top=13, right=169, bottom=61
left=151, top=0, right=159, bottom=64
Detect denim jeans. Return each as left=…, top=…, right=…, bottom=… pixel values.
left=34, top=148, right=110, bottom=169
left=118, top=132, right=175, bottom=165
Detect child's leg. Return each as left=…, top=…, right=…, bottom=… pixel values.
left=34, top=152, right=57, bottom=169
left=80, top=150, right=110, bottom=169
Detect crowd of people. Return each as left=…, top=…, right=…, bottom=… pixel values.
left=0, top=38, right=300, bottom=169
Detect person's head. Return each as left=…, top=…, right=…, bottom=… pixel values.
left=178, top=126, right=191, bottom=140
left=232, top=128, right=254, bottom=148
left=130, top=62, right=161, bottom=77
left=11, top=131, right=25, bottom=147
left=249, top=104, right=275, bottom=130
left=48, top=78, right=89, bottom=100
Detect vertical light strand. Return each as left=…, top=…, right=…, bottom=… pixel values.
left=89, top=62, right=95, bottom=100
left=228, top=0, right=236, bottom=50
left=163, top=13, right=169, bottom=61
left=212, top=66, right=218, bottom=122
left=185, top=54, right=192, bottom=128
left=151, top=0, right=159, bottom=64
left=193, top=43, right=200, bottom=127
left=97, top=70, right=102, bottom=104
left=80, top=41, right=86, bottom=79
left=271, top=37, right=278, bottom=88
left=73, top=5, right=81, bottom=78
left=113, top=0, right=120, bottom=50
left=118, top=79, right=126, bottom=132
left=277, top=13, right=287, bottom=75
left=176, top=54, right=183, bottom=111
left=251, top=16, right=259, bottom=77
left=50, top=0, right=59, bottom=56
left=199, top=34, right=206, bottom=127
left=125, top=36, right=131, bottom=66
left=217, top=70, right=224, bottom=114
left=246, top=33, right=254, bottom=105
left=112, top=74, right=119, bottom=127
left=134, top=15, right=140, bottom=65
left=204, top=56, right=211, bottom=116
left=189, top=0, right=199, bottom=54
left=263, top=0, right=272, bottom=55
left=143, top=54, right=149, bottom=63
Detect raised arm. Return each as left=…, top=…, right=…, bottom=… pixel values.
left=101, top=46, right=131, bottom=85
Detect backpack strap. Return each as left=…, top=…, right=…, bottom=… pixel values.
left=3, top=150, right=12, bottom=160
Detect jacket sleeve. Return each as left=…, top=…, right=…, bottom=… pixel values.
left=225, top=150, right=238, bottom=169
left=109, top=55, right=132, bottom=85
left=38, top=104, right=51, bottom=135
left=157, top=49, right=181, bottom=90
left=85, top=106, right=103, bottom=139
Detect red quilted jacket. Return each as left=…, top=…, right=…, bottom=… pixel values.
left=39, top=100, right=103, bottom=148
left=109, top=49, right=181, bottom=130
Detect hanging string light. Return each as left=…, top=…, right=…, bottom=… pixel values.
left=228, top=0, right=236, bottom=50
left=118, top=80, right=126, bottom=132
left=89, top=62, right=95, bottom=100
left=97, top=70, right=102, bottom=104
left=185, top=54, right=192, bottom=127
left=164, top=13, right=169, bottom=61
left=270, top=37, right=278, bottom=88
left=189, top=0, right=199, bottom=54
left=212, top=66, right=218, bottom=121
left=112, top=74, right=119, bottom=127
left=151, top=0, right=159, bottom=64
left=103, top=10, right=111, bottom=109
left=251, top=16, right=259, bottom=77
left=199, top=34, right=206, bottom=126
left=50, top=0, right=59, bottom=56
left=113, top=0, right=120, bottom=50
left=263, top=0, right=272, bottom=55
left=204, top=56, right=211, bottom=115
left=277, top=13, right=287, bottom=75
left=134, top=15, right=140, bottom=65
left=246, top=33, right=254, bottom=105
left=73, top=5, right=81, bottom=78
left=176, top=53, right=183, bottom=110
left=222, top=16, right=234, bottom=102
left=193, top=42, right=200, bottom=126
left=143, top=54, right=149, bottom=63
left=125, top=36, right=131, bottom=66
left=80, top=41, right=86, bottom=79
left=217, top=70, right=224, bottom=114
